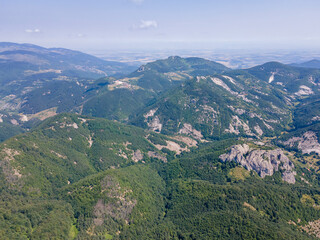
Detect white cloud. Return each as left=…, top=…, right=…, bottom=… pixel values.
left=25, top=28, right=41, bottom=33
left=130, top=0, right=144, bottom=4
left=138, top=20, right=158, bottom=29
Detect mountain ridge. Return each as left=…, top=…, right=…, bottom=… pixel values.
left=1, top=47, right=320, bottom=238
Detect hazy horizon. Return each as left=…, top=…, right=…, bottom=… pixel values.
left=2, top=0, right=320, bottom=51
left=3, top=41, right=320, bottom=69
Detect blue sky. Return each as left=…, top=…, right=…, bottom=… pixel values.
left=1, top=0, right=320, bottom=50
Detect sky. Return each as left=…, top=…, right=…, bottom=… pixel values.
left=1, top=0, right=320, bottom=51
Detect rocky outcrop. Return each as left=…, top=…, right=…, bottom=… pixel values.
left=295, top=85, right=314, bottom=96
left=282, top=131, right=320, bottom=155
left=179, top=123, right=203, bottom=140
left=146, top=116, right=162, bottom=133
left=144, top=108, right=163, bottom=133
left=311, top=116, right=320, bottom=122
left=144, top=108, right=158, bottom=119
left=219, top=144, right=296, bottom=184
left=225, top=116, right=255, bottom=136
left=254, top=125, right=263, bottom=136
left=148, top=151, right=167, bottom=162
left=197, top=105, right=218, bottom=125
left=301, top=219, right=320, bottom=238
left=0, top=148, right=23, bottom=186
left=154, top=140, right=189, bottom=155
left=132, top=150, right=143, bottom=162
left=95, top=176, right=137, bottom=225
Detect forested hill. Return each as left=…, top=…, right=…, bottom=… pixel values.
left=0, top=113, right=320, bottom=239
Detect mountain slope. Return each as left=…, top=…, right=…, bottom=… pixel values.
left=1, top=125, right=319, bottom=239
left=79, top=56, right=230, bottom=122
left=0, top=42, right=136, bottom=114
left=292, top=95, right=320, bottom=128
left=0, top=54, right=231, bottom=142
left=131, top=71, right=292, bottom=140
left=246, top=62, right=320, bottom=96
left=81, top=87, right=156, bottom=121
left=127, top=56, right=230, bottom=92
left=0, top=42, right=136, bottom=77
left=60, top=165, right=167, bottom=239
left=291, top=59, right=320, bottom=69
left=0, top=113, right=192, bottom=239
left=1, top=113, right=320, bottom=239
left=0, top=42, right=140, bottom=140
left=0, top=113, right=197, bottom=194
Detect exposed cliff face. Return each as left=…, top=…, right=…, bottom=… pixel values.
left=179, top=123, right=204, bottom=140
left=219, top=144, right=296, bottom=184
left=282, top=131, right=320, bottom=155
left=146, top=116, right=162, bottom=133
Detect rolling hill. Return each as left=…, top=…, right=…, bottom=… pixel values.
left=0, top=113, right=320, bottom=239
left=0, top=42, right=136, bottom=115
left=246, top=61, right=320, bottom=96
left=291, top=59, right=320, bottom=69
left=130, top=70, right=292, bottom=140
left=80, top=56, right=231, bottom=121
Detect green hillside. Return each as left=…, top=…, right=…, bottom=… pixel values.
left=293, top=95, right=320, bottom=128
left=81, top=86, right=156, bottom=121
left=0, top=113, right=191, bottom=194
left=131, top=72, right=291, bottom=140
left=0, top=113, right=193, bottom=239
left=246, top=62, right=320, bottom=95
left=127, top=56, right=230, bottom=92
left=80, top=56, right=230, bottom=122
left=0, top=43, right=137, bottom=139
left=0, top=113, right=320, bottom=239
left=291, top=59, right=320, bottom=69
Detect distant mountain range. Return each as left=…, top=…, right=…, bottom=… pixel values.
left=0, top=42, right=137, bottom=137
left=0, top=42, right=136, bottom=76
left=1, top=43, right=320, bottom=143
left=291, top=59, right=320, bottom=69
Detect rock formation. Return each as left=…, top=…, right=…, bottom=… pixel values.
left=219, top=144, right=296, bottom=184
left=282, top=131, right=320, bottom=155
